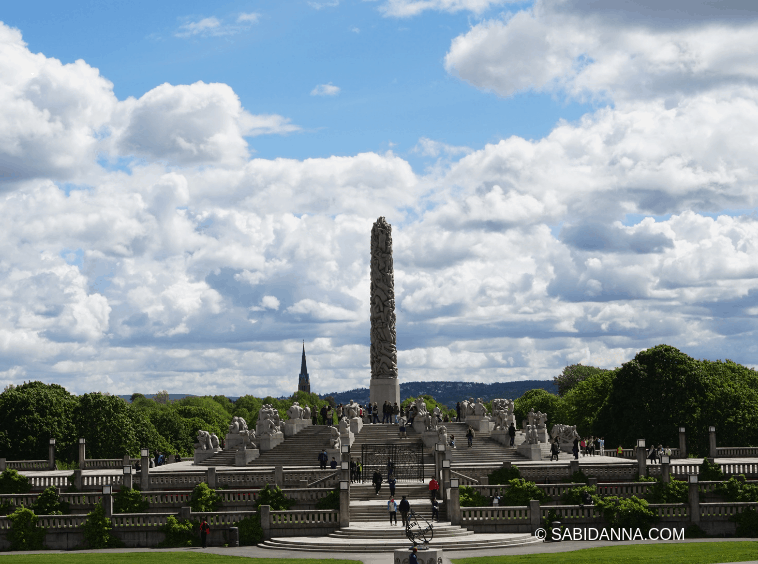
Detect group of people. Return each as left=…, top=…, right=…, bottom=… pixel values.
left=134, top=451, right=181, bottom=471
left=647, top=444, right=672, bottom=463
left=570, top=436, right=606, bottom=459
left=386, top=477, right=441, bottom=528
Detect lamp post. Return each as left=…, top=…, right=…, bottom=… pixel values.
left=140, top=448, right=150, bottom=491
left=449, top=478, right=460, bottom=526
left=102, top=485, right=113, bottom=518
left=678, top=427, right=686, bottom=459
left=340, top=444, right=350, bottom=483
left=636, top=439, right=647, bottom=478
left=660, top=455, right=670, bottom=483
left=708, top=426, right=717, bottom=459
left=48, top=438, right=56, bottom=470
left=339, top=480, right=350, bottom=528
left=688, top=474, right=699, bottom=524
left=78, top=438, right=86, bottom=467
left=123, top=464, right=133, bottom=489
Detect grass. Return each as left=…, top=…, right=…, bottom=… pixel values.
left=0, top=555, right=360, bottom=564
left=451, top=541, right=758, bottom=564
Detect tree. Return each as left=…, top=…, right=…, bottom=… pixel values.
left=154, top=390, right=170, bottom=405
left=0, top=382, right=78, bottom=462
left=513, top=389, right=564, bottom=428
left=553, top=364, right=613, bottom=396
left=560, top=368, right=616, bottom=436
left=75, top=393, right=137, bottom=459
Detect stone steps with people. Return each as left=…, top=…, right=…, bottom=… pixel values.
left=245, top=425, right=337, bottom=467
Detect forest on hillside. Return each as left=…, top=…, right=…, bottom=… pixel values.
left=1, top=344, right=757, bottom=461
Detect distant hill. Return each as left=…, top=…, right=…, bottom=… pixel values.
left=119, top=393, right=198, bottom=403
left=318, top=380, right=558, bottom=408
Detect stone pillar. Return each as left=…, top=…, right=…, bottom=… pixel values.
left=0, top=459, right=5, bottom=471
left=678, top=427, right=687, bottom=459
left=73, top=469, right=83, bottom=491
left=260, top=505, right=271, bottom=540
left=368, top=217, right=400, bottom=407
left=661, top=460, right=671, bottom=484
left=636, top=446, right=647, bottom=478
left=529, top=499, right=541, bottom=532
left=588, top=477, right=598, bottom=488
left=441, top=466, right=450, bottom=502
left=229, top=527, right=239, bottom=547
left=709, top=426, right=717, bottom=459
left=48, top=439, right=56, bottom=470
left=124, top=469, right=133, bottom=490
left=688, top=482, right=700, bottom=524
left=340, top=451, right=350, bottom=483
left=78, top=438, right=86, bottom=468
left=140, top=452, right=150, bottom=491
left=569, top=459, right=579, bottom=477
left=179, top=506, right=191, bottom=521
left=448, top=486, right=461, bottom=526
left=207, top=467, right=216, bottom=489
left=274, top=465, right=283, bottom=487
left=103, top=491, right=113, bottom=518
left=339, top=485, right=350, bottom=528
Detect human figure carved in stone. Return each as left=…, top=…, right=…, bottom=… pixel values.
left=493, top=409, right=507, bottom=430
left=474, top=398, right=488, bottom=417
left=346, top=400, right=360, bottom=419
left=338, top=417, right=350, bottom=434
left=527, top=408, right=537, bottom=427
left=415, top=397, right=428, bottom=416
left=536, top=411, right=548, bottom=429
left=287, top=403, right=303, bottom=421
left=260, top=419, right=277, bottom=436
left=210, top=434, right=220, bottom=449
left=229, top=418, right=240, bottom=434
left=526, top=425, right=539, bottom=445
left=329, top=426, right=341, bottom=449
left=195, top=430, right=213, bottom=450
left=432, top=406, right=441, bottom=422
left=425, top=412, right=437, bottom=431
left=370, top=217, right=398, bottom=380
left=467, top=398, right=476, bottom=416
left=437, top=425, right=448, bottom=445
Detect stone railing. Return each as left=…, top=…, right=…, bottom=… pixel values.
left=0, top=459, right=51, bottom=471
left=646, top=462, right=758, bottom=479
left=539, top=504, right=603, bottom=521
left=110, top=512, right=171, bottom=527
left=82, top=459, right=139, bottom=470
left=460, top=506, right=530, bottom=523
left=27, top=475, right=71, bottom=491
left=716, top=447, right=758, bottom=458
left=651, top=503, right=689, bottom=520
left=270, top=509, right=340, bottom=527
left=699, top=502, right=758, bottom=520
left=216, top=471, right=274, bottom=489
left=137, top=472, right=206, bottom=490
left=451, top=470, right=481, bottom=486
left=307, top=471, right=339, bottom=488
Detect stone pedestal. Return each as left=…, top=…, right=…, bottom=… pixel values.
left=536, top=427, right=548, bottom=444
left=193, top=448, right=221, bottom=465
left=258, top=432, right=284, bottom=452
left=491, top=429, right=510, bottom=446
left=235, top=447, right=259, bottom=466
left=256, top=421, right=283, bottom=436
left=369, top=377, right=400, bottom=410
left=465, top=415, right=493, bottom=433
left=421, top=430, right=440, bottom=449
left=517, top=442, right=543, bottom=461
left=340, top=430, right=355, bottom=447
left=394, top=548, right=443, bottom=564
left=349, top=417, right=363, bottom=435
left=225, top=433, right=255, bottom=450
left=284, top=419, right=312, bottom=438
left=412, top=419, right=427, bottom=435
left=559, top=442, right=574, bottom=454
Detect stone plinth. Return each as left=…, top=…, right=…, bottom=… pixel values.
left=258, top=432, right=284, bottom=452
left=491, top=429, right=511, bottom=446
left=465, top=415, right=493, bottom=433
left=394, top=548, right=443, bottom=564
left=284, top=419, right=311, bottom=438
left=349, top=417, right=363, bottom=435
left=193, top=448, right=221, bottom=465
left=421, top=430, right=440, bottom=449
left=340, top=430, right=355, bottom=447
left=235, top=448, right=259, bottom=466
left=536, top=427, right=548, bottom=444
left=517, top=442, right=543, bottom=461
left=369, top=377, right=400, bottom=410
left=412, top=419, right=427, bottom=435
left=225, top=433, right=255, bottom=450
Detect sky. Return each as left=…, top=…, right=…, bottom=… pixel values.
left=2, top=0, right=758, bottom=398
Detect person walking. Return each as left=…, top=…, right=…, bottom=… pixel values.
left=456, top=401, right=461, bottom=422
left=330, top=457, right=338, bottom=469
left=387, top=458, right=395, bottom=478
left=399, top=416, right=407, bottom=438
left=399, top=496, right=410, bottom=527
left=367, top=402, right=373, bottom=423
left=599, top=436, right=605, bottom=456
left=393, top=402, right=400, bottom=424
left=199, top=518, right=210, bottom=548
left=449, top=434, right=456, bottom=449
left=617, top=445, right=624, bottom=456
left=389, top=475, right=397, bottom=497
left=429, top=477, right=439, bottom=501
left=580, top=438, right=586, bottom=456
left=373, top=402, right=380, bottom=424
left=466, top=427, right=474, bottom=448
left=318, top=449, right=328, bottom=470
left=550, top=439, right=560, bottom=461
left=350, top=459, right=357, bottom=482
left=357, top=460, right=363, bottom=482
left=648, top=445, right=659, bottom=464
left=373, top=470, right=383, bottom=495
left=320, top=405, right=328, bottom=426
left=431, top=498, right=439, bottom=521
left=573, top=437, right=580, bottom=460
left=508, top=423, right=516, bottom=447
left=388, top=497, right=398, bottom=525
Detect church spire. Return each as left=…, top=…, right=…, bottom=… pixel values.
left=298, top=340, right=310, bottom=393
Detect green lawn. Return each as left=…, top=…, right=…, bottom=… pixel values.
left=451, top=542, right=758, bottom=564
left=0, top=555, right=359, bottom=564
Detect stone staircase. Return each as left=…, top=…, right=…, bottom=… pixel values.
left=349, top=483, right=444, bottom=522
left=194, top=449, right=237, bottom=467
left=247, top=425, right=335, bottom=467
left=443, top=422, right=528, bottom=466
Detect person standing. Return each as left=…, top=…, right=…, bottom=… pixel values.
left=466, top=427, right=474, bottom=448
left=580, top=438, right=586, bottom=456
left=373, top=402, right=380, bottom=424
left=431, top=498, right=439, bottom=521
left=387, top=458, right=395, bottom=478
left=393, top=402, right=400, bottom=424
left=599, top=436, right=605, bottom=456
left=399, top=496, right=410, bottom=526
left=508, top=423, right=516, bottom=447
left=429, top=477, right=439, bottom=501
left=367, top=402, right=373, bottom=423
left=373, top=470, right=383, bottom=495
left=318, top=449, right=328, bottom=470
left=357, top=460, right=363, bottom=482
left=573, top=437, right=580, bottom=460
left=389, top=475, right=397, bottom=497
left=199, top=518, right=210, bottom=548
left=550, top=439, right=560, bottom=461
left=617, top=444, right=623, bottom=457
left=330, top=457, right=338, bottom=469
left=388, top=497, right=398, bottom=525
left=320, top=405, right=328, bottom=426
left=456, top=401, right=461, bottom=422
left=350, top=459, right=357, bottom=482
left=409, top=547, right=419, bottom=564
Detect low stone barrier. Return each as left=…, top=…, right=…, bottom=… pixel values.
left=0, top=459, right=50, bottom=471
left=716, top=447, right=758, bottom=458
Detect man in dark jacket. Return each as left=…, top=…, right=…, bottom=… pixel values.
left=318, top=449, right=328, bottom=470
left=399, top=495, right=411, bottom=526
left=508, top=423, right=516, bottom=446
left=372, top=470, right=383, bottom=495
left=320, top=405, right=328, bottom=426
left=199, top=519, right=210, bottom=548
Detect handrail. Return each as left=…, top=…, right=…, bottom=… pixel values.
left=307, top=471, right=339, bottom=488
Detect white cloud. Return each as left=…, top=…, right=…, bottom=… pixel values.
left=236, top=12, right=261, bottom=24
left=175, top=14, right=260, bottom=38
left=412, top=137, right=472, bottom=158
left=309, top=0, right=340, bottom=9
left=260, top=296, right=280, bottom=310
left=310, top=83, right=341, bottom=96
left=379, top=0, right=518, bottom=17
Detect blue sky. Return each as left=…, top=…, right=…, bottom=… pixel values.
left=2, top=0, right=758, bottom=397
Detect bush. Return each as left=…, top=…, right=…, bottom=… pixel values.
left=158, top=515, right=199, bottom=548
left=32, top=486, right=70, bottom=515
left=560, top=485, right=598, bottom=505
left=488, top=466, right=521, bottom=484
left=315, top=487, right=340, bottom=510
left=0, top=501, right=16, bottom=515
left=190, top=483, right=222, bottom=512
left=114, top=487, right=149, bottom=513
left=83, top=504, right=124, bottom=549
left=715, top=477, right=758, bottom=502
left=646, top=479, right=688, bottom=504
left=499, top=479, right=549, bottom=506
left=459, top=486, right=491, bottom=507
left=7, top=507, right=46, bottom=551
left=636, top=474, right=657, bottom=482
left=699, top=458, right=725, bottom=481
left=562, top=470, right=589, bottom=484
left=236, top=514, right=264, bottom=546
left=256, top=483, right=295, bottom=510
left=595, top=496, right=657, bottom=532
left=731, top=507, right=758, bottom=538
left=0, top=469, right=31, bottom=494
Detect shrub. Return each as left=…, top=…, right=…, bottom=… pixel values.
left=459, top=486, right=491, bottom=507
left=731, top=507, right=758, bottom=538
left=560, top=485, right=598, bottom=505
left=256, top=483, right=295, bottom=510
left=190, top=483, right=222, bottom=512
left=158, top=515, right=199, bottom=547
left=715, top=477, right=758, bottom=503
left=236, top=514, right=264, bottom=546
left=0, top=501, right=17, bottom=515
left=315, top=487, right=340, bottom=510
left=7, top=507, right=46, bottom=551
left=595, top=496, right=656, bottom=532
left=0, top=469, right=31, bottom=494
left=32, top=486, right=70, bottom=515
left=636, top=474, right=657, bottom=482
left=499, top=479, right=549, bottom=506
left=646, top=479, right=688, bottom=504
left=699, top=458, right=725, bottom=481
left=83, top=504, right=124, bottom=549
left=488, top=466, right=521, bottom=484
left=114, top=487, right=149, bottom=513
left=562, top=470, right=589, bottom=484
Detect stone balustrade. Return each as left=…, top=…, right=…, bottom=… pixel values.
left=0, top=460, right=50, bottom=471
left=26, top=475, right=71, bottom=491
left=82, top=459, right=139, bottom=470
left=460, top=506, right=530, bottom=523
left=699, top=502, right=758, bottom=520
left=717, top=447, right=758, bottom=457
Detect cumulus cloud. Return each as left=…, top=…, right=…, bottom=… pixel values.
left=379, top=0, right=518, bottom=17
left=310, top=83, right=341, bottom=96
left=175, top=14, right=260, bottom=38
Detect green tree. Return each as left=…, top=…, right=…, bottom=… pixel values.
left=646, top=479, right=688, bottom=504
left=488, top=466, right=521, bottom=484
left=158, top=516, right=199, bottom=547
left=255, top=484, right=295, bottom=510
left=113, top=487, right=149, bottom=513
left=459, top=486, right=491, bottom=507
left=513, top=389, right=564, bottom=428
left=0, top=469, right=31, bottom=494
left=190, top=483, right=222, bottom=512
left=32, top=486, right=70, bottom=515
left=75, top=393, right=137, bottom=459
left=553, top=364, right=614, bottom=396
left=595, top=496, right=657, bottom=532
left=0, top=382, right=78, bottom=461
left=561, top=368, right=616, bottom=436
left=7, top=507, right=46, bottom=550
left=499, top=479, right=549, bottom=506
left=83, top=504, right=123, bottom=548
